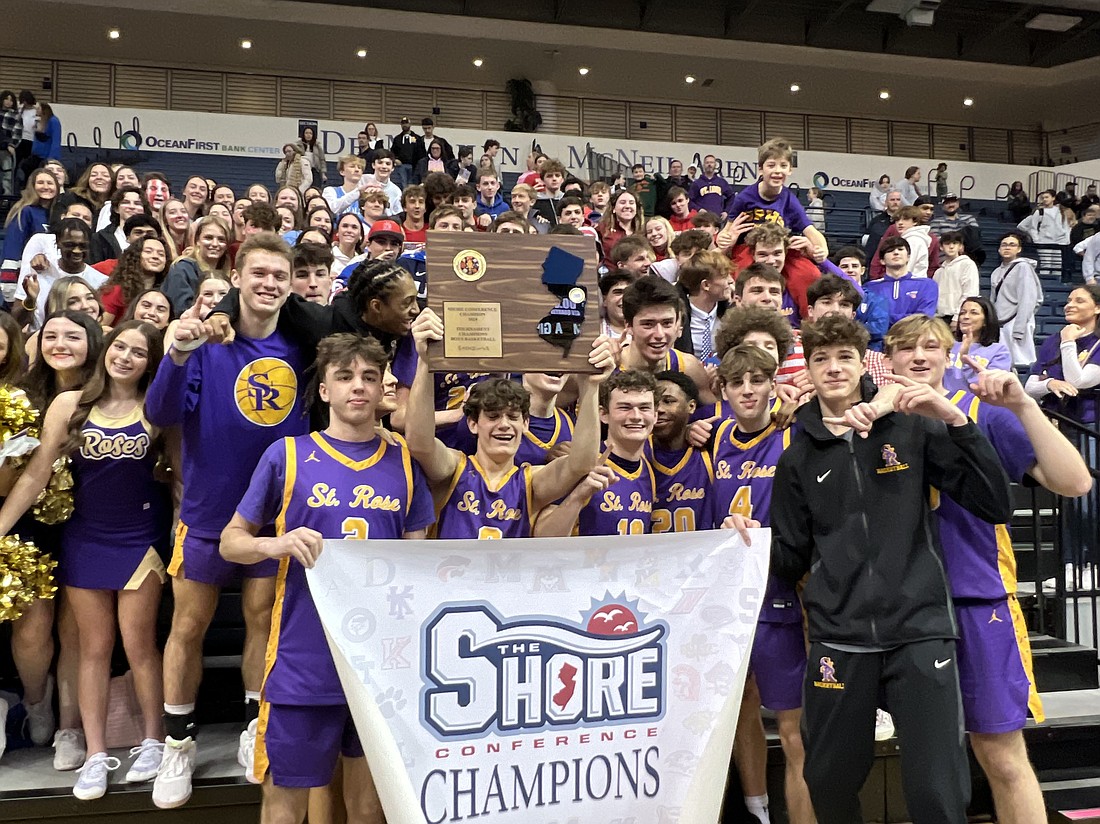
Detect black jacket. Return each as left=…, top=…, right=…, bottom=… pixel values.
left=672, top=289, right=728, bottom=356
left=771, top=393, right=1011, bottom=648
left=210, top=289, right=404, bottom=367
left=89, top=225, right=122, bottom=265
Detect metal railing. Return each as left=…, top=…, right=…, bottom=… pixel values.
left=1027, top=170, right=1100, bottom=200
left=1021, top=409, right=1100, bottom=655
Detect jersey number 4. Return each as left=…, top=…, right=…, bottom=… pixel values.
left=728, top=487, right=752, bottom=519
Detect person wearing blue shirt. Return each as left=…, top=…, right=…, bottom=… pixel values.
left=473, top=171, right=508, bottom=229
left=865, top=235, right=938, bottom=327
left=833, top=245, right=890, bottom=351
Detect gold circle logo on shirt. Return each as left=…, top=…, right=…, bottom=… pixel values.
left=453, top=250, right=487, bottom=282
left=234, top=358, right=298, bottom=427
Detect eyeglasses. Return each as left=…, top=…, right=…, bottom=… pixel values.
left=999, top=241, right=1021, bottom=248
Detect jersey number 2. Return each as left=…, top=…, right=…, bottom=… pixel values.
left=341, top=517, right=369, bottom=540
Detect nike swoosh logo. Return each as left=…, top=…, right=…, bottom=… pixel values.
left=816, top=470, right=831, bottom=483
left=934, top=658, right=951, bottom=669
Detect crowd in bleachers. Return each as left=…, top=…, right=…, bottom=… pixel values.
left=0, top=107, right=1097, bottom=824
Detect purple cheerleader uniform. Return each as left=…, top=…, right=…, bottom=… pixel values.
left=60, top=406, right=170, bottom=590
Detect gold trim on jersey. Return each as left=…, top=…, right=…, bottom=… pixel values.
left=1007, top=594, right=1045, bottom=724
left=721, top=420, right=779, bottom=451
left=87, top=404, right=148, bottom=430
left=470, top=455, right=520, bottom=492
left=168, top=521, right=187, bottom=578
left=524, top=408, right=573, bottom=451
left=309, top=431, right=387, bottom=471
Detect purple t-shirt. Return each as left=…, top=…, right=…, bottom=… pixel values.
left=944, top=341, right=1012, bottom=393
left=937, top=391, right=1035, bottom=600
left=145, top=331, right=308, bottom=538
left=730, top=185, right=811, bottom=235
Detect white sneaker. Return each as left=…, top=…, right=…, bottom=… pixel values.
left=0, top=697, right=8, bottom=761
left=125, top=738, right=164, bottom=783
left=53, top=728, right=86, bottom=771
left=73, top=752, right=121, bottom=800
left=874, top=708, right=895, bottom=742
left=24, top=675, right=56, bottom=745
left=238, top=718, right=260, bottom=784
left=152, top=736, right=196, bottom=809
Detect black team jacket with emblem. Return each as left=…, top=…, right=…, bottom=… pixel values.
left=770, top=388, right=1011, bottom=648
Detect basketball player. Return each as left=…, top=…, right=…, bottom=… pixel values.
left=617, top=276, right=715, bottom=403
left=534, top=370, right=658, bottom=537
left=406, top=308, right=614, bottom=539
left=648, top=371, right=713, bottom=534
left=883, top=315, right=1091, bottom=824
left=438, top=371, right=575, bottom=465
left=221, top=334, right=434, bottom=824
left=730, top=314, right=1013, bottom=824
left=145, top=233, right=308, bottom=809
left=711, top=344, right=811, bottom=824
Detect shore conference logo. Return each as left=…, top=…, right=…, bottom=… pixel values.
left=422, top=594, right=667, bottom=739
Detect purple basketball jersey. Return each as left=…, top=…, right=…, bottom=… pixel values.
left=578, top=453, right=656, bottom=536
left=711, top=420, right=800, bottom=623
left=434, top=454, right=535, bottom=539
left=648, top=443, right=715, bottom=533
left=236, top=431, right=433, bottom=705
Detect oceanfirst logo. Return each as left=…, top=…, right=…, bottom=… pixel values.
left=422, top=595, right=666, bottom=739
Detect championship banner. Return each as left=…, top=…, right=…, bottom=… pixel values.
left=307, top=529, right=769, bottom=824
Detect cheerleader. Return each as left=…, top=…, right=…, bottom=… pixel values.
left=0, top=321, right=169, bottom=799
left=6, top=310, right=103, bottom=769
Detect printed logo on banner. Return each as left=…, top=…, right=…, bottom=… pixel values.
left=422, top=593, right=666, bottom=739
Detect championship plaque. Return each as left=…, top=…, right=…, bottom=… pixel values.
left=425, top=232, right=601, bottom=373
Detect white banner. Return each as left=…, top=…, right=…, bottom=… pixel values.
left=307, top=529, right=769, bottom=824
left=54, top=102, right=1041, bottom=199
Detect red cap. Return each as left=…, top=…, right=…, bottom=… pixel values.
left=368, top=219, right=405, bottom=242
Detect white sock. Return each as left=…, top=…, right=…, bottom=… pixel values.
left=745, top=794, right=771, bottom=824
left=244, top=691, right=261, bottom=703
left=163, top=702, right=196, bottom=715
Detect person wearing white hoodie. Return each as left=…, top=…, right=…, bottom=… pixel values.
left=934, top=230, right=980, bottom=324
left=1017, top=189, right=1071, bottom=278
left=894, top=206, right=931, bottom=278
left=991, top=232, right=1043, bottom=367
left=1073, top=230, right=1100, bottom=284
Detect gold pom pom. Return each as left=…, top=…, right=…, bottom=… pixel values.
left=0, top=386, right=41, bottom=440
left=0, top=534, right=57, bottom=622
left=33, top=457, right=74, bottom=525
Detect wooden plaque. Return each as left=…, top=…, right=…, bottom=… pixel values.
left=425, top=232, right=602, bottom=373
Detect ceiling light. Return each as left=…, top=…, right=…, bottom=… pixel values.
left=107, top=28, right=120, bottom=40
left=963, top=97, right=974, bottom=107
left=879, top=89, right=891, bottom=100
left=790, top=83, right=800, bottom=93
left=578, top=67, right=590, bottom=75
left=685, top=75, right=696, bottom=84
left=1026, top=13, right=1081, bottom=32
left=472, top=57, right=483, bottom=67
left=356, top=48, right=367, bottom=58
left=240, top=38, right=252, bottom=49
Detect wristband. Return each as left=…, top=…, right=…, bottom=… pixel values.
left=21, top=298, right=35, bottom=311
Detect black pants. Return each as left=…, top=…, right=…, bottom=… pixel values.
left=13, top=139, right=33, bottom=189
left=801, top=639, right=969, bottom=824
